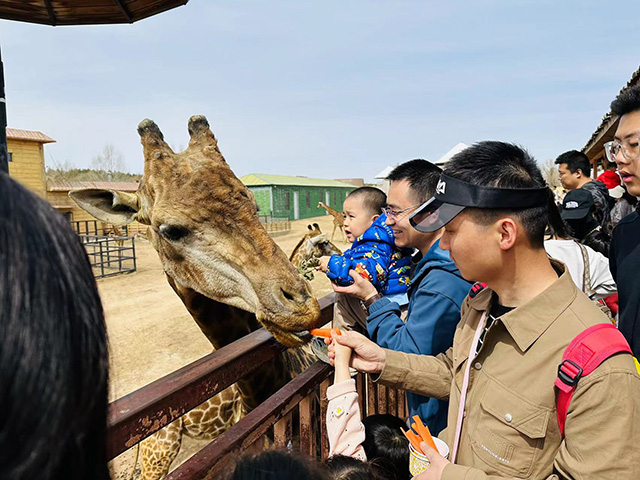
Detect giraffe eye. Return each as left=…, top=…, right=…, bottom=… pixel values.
left=159, top=224, right=190, bottom=242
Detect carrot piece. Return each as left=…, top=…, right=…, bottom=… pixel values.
left=310, top=328, right=342, bottom=338
left=412, top=415, right=440, bottom=454
left=401, top=427, right=422, bottom=451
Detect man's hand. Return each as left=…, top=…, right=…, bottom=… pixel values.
left=413, top=442, right=450, bottom=480
left=327, top=330, right=386, bottom=374
left=331, top=270, right=378, bottom=301
left=316, top=256, right=331, bottom=273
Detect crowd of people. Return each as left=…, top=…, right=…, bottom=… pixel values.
left=3, top=87, right=640, bottom=479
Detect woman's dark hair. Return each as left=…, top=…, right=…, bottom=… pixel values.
left=361, top=414, right=410, bottom=480
left=546, top=193, right=571, bottom=240
left=0, top=173, right=109, bottom=480
left=445, top=141, right=548, bottom=248
left=231, top=450, right=330, bottom=480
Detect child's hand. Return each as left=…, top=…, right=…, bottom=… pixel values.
left=316, top=256, right=331, bottom=272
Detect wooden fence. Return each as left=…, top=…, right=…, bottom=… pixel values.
left=106, top=294, right=406, bottom=478
left=258, top=214, right=291, bottom=233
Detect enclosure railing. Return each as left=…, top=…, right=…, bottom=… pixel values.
left=80, top=234, right=137, bottom=278
left=257, top=214, right=291, bottom=233
left=106, top=293, right=406, bottom=479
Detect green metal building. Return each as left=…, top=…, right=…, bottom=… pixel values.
left=240, top=173, right=356, bottom=220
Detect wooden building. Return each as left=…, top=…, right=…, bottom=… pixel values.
left=6, top=128, right=55, bottom=197
left=583, top=66, right=640, bottom=177
left=240, top=173, right=355, bottom=221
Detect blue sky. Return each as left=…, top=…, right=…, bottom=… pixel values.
left=1, top=1, right=638, bottom=182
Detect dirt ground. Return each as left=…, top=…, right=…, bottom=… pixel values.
left=104, top=213, right=347, bottom=477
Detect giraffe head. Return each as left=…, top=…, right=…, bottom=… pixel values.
left=70, top=116, right=321, bottom=347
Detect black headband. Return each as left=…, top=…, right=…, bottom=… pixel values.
left=409, top=174, right=549, bottom=233
left=434, top=174, right=549, bottom=209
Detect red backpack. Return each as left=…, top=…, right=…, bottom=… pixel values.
left=555, top=323, right=632, bottom=437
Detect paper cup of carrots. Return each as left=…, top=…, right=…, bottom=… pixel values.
left=403, top=416, right=450, bottom=477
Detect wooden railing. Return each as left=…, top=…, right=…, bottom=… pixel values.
left=106, top=294, right=406, bottom=478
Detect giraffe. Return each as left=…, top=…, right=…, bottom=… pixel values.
left=317, top=201, right=346, bottom=242
left=70, top=116, right=322, bottom=479
left=289, top=223, right=342, bottom=268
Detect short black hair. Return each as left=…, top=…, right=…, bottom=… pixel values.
left=361, top=414, right=410, bottom=480
left=386, top=159, right=442, bottom=204
left=554, top=150, right=591, bottom=177
left=231, top=450, right=329, bottom=480
left=444, top=141, right=549, bottom=248
left=324, top=455, right=399, bottom=480
left=347, top=187, right=387, bottom=216
left=611, top=85, right=640, bottom=117
left=0, top=173, right=109, bottom=479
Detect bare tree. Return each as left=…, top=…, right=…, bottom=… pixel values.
left=91, top=144, right=126, bottom=180
left=540, top=158, right=561, bottom=190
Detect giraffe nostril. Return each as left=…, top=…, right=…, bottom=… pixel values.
left=281, top=288, right=295, bottom=302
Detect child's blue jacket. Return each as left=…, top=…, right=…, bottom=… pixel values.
left=325, top=214, right=412, bottom=295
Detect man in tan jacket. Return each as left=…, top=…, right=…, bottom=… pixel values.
left=328, top=141, right=640, bottom=479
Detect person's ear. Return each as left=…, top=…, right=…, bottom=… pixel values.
left=496, top=217, right=518, bottom=251
left=371, top=214, right=380, bottom=222
left=575, top=169, right=583, bottom=178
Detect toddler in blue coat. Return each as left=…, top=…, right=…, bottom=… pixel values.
left=317, top=187, right=412, bottom=332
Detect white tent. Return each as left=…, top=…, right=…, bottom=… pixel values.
left=435, top=142, right=469, bottom=166
left=374, top=165, right=396, bottom=180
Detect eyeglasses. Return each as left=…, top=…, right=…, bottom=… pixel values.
left=381, top=204, right=421, bottom=220
left=604, top=136, right=640, bottom=163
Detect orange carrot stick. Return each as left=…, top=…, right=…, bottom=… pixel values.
left=401, top=427, right=422, bottom=451
left=310, top=328, right=342, bottom=338
left=412, top=415, right=440, bottom=454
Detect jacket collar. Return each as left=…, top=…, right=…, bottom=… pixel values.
left=471, top=260, right=576, bottom=352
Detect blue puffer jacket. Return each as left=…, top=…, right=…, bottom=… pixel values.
left=326, top=214, right=412, bottom=295
left=367, top=239, right=472, bottom=435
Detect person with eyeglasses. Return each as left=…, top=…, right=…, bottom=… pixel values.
left=331, top=159, right=472, bottom=435
left=606, top=85, right=640, bottom=358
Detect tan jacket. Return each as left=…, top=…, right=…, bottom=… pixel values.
left=379, top=262, right=640, bottom=479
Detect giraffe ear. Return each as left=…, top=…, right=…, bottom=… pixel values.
left=69, top=189, right=141, bottom=225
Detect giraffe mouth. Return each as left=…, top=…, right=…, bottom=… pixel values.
left=259, top=318, right=312, bottom=348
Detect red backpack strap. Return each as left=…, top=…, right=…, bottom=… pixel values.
left=555, top=323, right=632, bottom=437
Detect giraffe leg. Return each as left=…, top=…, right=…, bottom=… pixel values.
left=139, top=418, right=184, bottom=480
left=331, top=223, right=337, bottom=242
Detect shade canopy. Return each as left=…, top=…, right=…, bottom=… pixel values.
left=0, top=0, right=189, bottom=26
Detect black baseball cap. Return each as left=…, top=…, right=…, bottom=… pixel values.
left=409, top=174, right=549, bottom=233
left=560, top=189, right=593, bottom=220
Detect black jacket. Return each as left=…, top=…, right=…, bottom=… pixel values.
left=610, top=207, right=640, bottom=358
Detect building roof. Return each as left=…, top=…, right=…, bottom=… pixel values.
left=7, top=128, right=56, bottom=144
left=435, top=142, right=469, bottom=165
left=0, top=0, right=189, bottom=26
left=47, top=180, right=140, bottom=192
left=240, top=173, right=355, bottom=188
left=583, top=66, right=640, bottom=160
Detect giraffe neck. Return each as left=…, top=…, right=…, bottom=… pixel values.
left=166, top=275, right=312, bottom=410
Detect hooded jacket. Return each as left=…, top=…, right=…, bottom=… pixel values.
left=366, top=239, right=472, bottom=434
left=326, top=214, right=412, bottom=296
left=582, top=180, right=613, bottom=232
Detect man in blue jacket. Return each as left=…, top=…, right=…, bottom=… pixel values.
left=333, top=159, right=472, bottom=434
